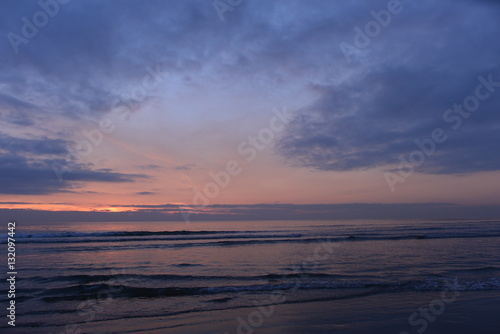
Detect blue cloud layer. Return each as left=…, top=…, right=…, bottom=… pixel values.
left=1, top=0, right=499, bottom=197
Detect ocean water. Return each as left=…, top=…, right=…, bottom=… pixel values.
left=1, top=219, right=500, bottom=333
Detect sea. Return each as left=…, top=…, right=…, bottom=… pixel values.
left=1, top=219, right=500, bottom=333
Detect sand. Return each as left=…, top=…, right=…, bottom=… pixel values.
left=68, top=291, right=500, bottom=334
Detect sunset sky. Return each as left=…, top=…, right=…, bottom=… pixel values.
left=1, top=0, right=500, bottom=221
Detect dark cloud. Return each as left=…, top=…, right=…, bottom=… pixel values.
left=0, top=92, right=41, bottom=126
left=135, top=164, right=163, bottom=170
left=0, top=132, right=69, bottom=155
left=0, top=202, right=35, bottom=205
left=135, top=191, right=156, bottom=195
left=174, top=164, right=196, bottom=171
left=0, top=153, right=148, bottom=195
left=276, top=0, right=500, bottom=175
left=0, top=133, right=148, bottom=195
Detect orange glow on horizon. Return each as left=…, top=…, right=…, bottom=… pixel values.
left=0, top=203, right=91, bottom=211
left=0, top=203, right=137, bottom=213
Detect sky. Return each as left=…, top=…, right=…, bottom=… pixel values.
left=1, top=0, right=500, bottom=221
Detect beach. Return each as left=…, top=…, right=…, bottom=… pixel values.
left=114, top=292, right=499, bottom=334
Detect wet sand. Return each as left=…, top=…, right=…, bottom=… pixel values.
left=73, top=291, right=500, bottom=334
